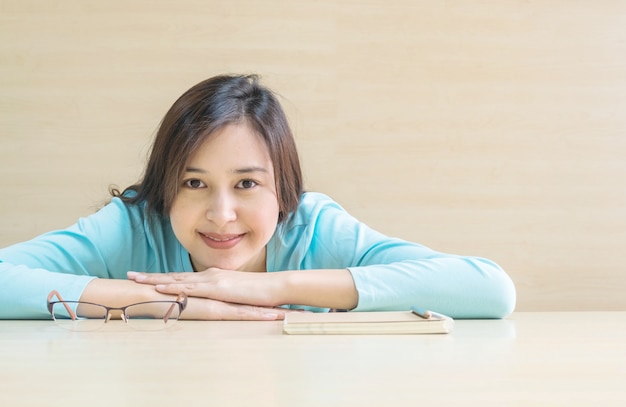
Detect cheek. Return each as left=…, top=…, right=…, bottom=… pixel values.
left=169, top=199, right=194, bottom=237
left=258, top=200, right=280, bottom=238
left=245, top=196, right=279, bottom=238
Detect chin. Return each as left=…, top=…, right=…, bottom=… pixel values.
left=192, top=247, right=263, bottom=272
left=196, top=259, right=248, bottom=272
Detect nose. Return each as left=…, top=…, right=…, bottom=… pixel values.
left=205, top=190, right=237, bottom=227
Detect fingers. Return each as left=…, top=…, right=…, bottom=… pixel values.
left=127, top=271, right=200, bottom=284
left=155, top=283, right=195, bottom=295
left=127, top=270, right=276, bottom=307
left=183, top=298, right=288, bottom=321
left=210, top=304, right=305, bottom=321
left=128, top=271, right=221, bottom=301
left=153, top=280, right=221, bottom=300
left=228, top=305, right=283, bottom=321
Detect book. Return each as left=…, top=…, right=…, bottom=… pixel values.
left=282, top=310, right=454, bottom=335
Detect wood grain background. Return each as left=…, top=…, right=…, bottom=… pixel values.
left=1, top=0, right=625, bottom=311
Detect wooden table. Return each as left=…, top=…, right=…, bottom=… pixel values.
left=1, top=312, right=624, bottom=406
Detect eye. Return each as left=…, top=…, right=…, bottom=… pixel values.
left=184, top=179, right=206, bottom=189
left=236, top=179, right=258, bottom=189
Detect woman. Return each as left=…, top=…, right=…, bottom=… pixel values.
left=0, top=74, right=516, bottom=320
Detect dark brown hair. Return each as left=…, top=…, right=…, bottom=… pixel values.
left=113, top=74, right=303, bottom=223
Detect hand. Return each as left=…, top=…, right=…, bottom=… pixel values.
left=181, top=297, right=291, bottom=321
left=81, top=275, right=288, bottom=321
left=127, top=268, right=285, bottom=308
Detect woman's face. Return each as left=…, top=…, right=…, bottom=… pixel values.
left=169, top=123, right=280, bottom=272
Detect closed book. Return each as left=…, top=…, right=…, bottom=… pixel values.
left=283, top=310, right=454, bottom=335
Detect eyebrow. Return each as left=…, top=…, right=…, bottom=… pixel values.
left=184, top=166, right=269, bottom=174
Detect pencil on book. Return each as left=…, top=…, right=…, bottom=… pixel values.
left=411, top=306, right=432, bottom=319
left=411, top=306, right=448, bottom=320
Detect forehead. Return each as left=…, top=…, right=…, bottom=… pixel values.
left=188, top=123, right=273, bottom=169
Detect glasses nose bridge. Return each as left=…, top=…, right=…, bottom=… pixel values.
left=104, top=307, right=128, bottom=324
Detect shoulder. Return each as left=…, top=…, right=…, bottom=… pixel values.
left=271, top=192, right=365, bottom=255
left=267, top=191, right=391, bottom=271
left=287, top=192, right=349, bottom=227
left=68, top=197, right=173, bottom=250
left=77, top=197, right=148, bottom=232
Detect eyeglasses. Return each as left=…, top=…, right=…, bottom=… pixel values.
left=47, top=290, right=188, bottom=331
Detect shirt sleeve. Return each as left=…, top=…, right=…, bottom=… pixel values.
left=0, top=198, right=190, bottom=319
left=269, top=193, right=516, bottom=318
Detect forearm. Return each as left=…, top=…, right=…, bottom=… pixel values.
left=129, top=268, right=359, bottom=311
left=87, top=275, right=292, bottom=321
left=80, top=278, right=174, bottom=306
left=279, top=269, right=358, bottom=310
left=349, top=258, right=516, bottom=317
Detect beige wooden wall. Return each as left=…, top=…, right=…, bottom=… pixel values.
left=1, top=1, right=625, bottom=311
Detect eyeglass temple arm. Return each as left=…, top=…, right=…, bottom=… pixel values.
left=47, top=290, right=78, bottom=321
left=163, top=293, right=188, bottom=323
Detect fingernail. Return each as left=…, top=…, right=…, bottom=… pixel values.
left=130, top=272, right=146, bottom=282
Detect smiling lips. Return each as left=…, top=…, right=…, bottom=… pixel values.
left=199, top=232, right=245, bottom=249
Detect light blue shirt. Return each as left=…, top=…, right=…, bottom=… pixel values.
left=0, top=192, right=516, bottom=319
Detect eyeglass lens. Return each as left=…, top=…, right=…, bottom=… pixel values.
left=50, top=302, right=181, bottom=331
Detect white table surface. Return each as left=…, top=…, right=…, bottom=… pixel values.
left=1, top=312, right=624, bottom=406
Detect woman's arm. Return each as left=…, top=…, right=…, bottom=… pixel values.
left=0, top=198, right=290, bottom=320
left=279, top=193, right=516, bottom=318
left=0, top=198, right=159, bottom=319
left=81, top=278, right=290, bottom=320
left=130, top=193, right=516, bottom=318
left=128, top=267, right=359, bottom=311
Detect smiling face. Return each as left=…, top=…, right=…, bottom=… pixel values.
left=169, top=122, right=280, bottom=272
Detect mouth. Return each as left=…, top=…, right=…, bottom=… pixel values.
left=199, top=232, right=245, bottom=250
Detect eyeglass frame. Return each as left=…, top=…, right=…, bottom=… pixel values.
left=47, top=290, right=188, bottom=326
